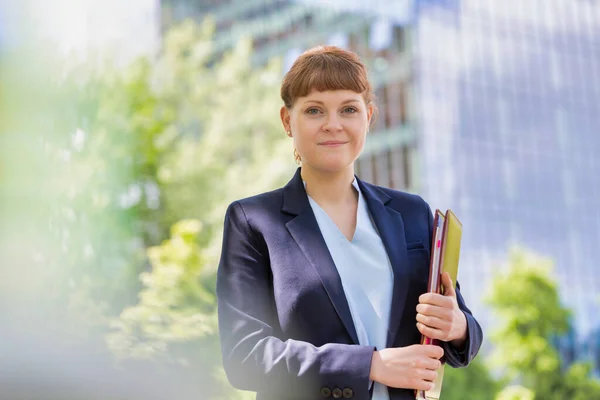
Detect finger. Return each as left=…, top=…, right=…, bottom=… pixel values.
left=413, top=380, right=435, bottom=392
left=418, top=369, right=438, bottom=383
left=416, top=312, right=450, bottom=330
left=427, top=359, right=443, bottom=371
left=417, top=322, right=445, bottom=341
left=418, top=344, right=444, bottom=359
left=418, top=293, right=453, bottom=307
left=441, top=272, right=456, bottom=297
left=416, top=356, right=443, bottom=371
left=416, top=301, right=453, bottom=318
left=414, top=377, right=436, bottom=391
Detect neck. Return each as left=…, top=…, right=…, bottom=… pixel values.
left=301, top=164, right=357, bottom=206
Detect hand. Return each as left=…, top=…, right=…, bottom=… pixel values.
left=416, top=272, right=468, bottom=347
left=369, top=345, right=444, bottom=391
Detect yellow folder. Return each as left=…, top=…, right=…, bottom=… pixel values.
left=440, top=210, right=462, bottom=291
left=416, top=209, right=462, bottom=400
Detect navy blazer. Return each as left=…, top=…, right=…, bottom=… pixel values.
left=217, top=168, right=483, bottom=400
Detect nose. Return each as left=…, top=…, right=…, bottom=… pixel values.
left=322, top=113, right=343, bottom=132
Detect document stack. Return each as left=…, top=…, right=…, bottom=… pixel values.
left=415, top=210, right=462, bottom=400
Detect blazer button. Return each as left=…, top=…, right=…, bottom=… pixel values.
left=320, top=387, right=332, bottom=398
left=332, top=388, right=343, bottom=398
left=343, top=388, right=354, bottom=398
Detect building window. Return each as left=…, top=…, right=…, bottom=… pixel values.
left=392, top=25, right=406, bottom=53
left=369, top=18, right=393, bottom=51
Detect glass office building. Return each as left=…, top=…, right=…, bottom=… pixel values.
left=415, top=0, right=600, bottom=372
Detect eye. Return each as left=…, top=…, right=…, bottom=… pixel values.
left=306, top=108, right=321, bottom=115
left=343, top=107, right=358, bottom=113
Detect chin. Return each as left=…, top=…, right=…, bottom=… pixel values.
left=311, top=158, right=355, bottom=174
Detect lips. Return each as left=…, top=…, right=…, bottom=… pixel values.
left=319, top=141, right=347, bottom=147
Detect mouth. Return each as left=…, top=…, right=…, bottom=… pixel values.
left=319, top=141, right=348, bottom=147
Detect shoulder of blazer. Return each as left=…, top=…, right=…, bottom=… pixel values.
left=227, top=187, right=285, bottom=220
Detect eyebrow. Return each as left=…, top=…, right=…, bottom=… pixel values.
left=303, top=99, right=361, bottom=105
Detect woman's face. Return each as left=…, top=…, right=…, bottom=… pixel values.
left=281, top=89, right=373, bottom=174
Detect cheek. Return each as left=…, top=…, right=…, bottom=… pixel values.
left=296, top=117, right=319, bottom=129
left=352, top=129, right=367, bottom=145
left=292, top=120, right=318, bottom=142
left=350, top=132, right=367, bottom=154
left=291, top=117, right=310, bottom=136
left=291, top=129, right=311, bottom=154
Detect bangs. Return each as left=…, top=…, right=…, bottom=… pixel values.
left=292, top=58, right=369, bottom=100
left=281, top=47, right=373, bottom=109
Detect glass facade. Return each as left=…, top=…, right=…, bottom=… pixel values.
left=415, top=0, right=600, bottom=372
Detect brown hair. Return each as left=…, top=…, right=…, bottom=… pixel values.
left=280, top=46, right=377, bottom=120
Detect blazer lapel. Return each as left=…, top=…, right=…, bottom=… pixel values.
left=282, top=168, right=360, bottom=345
left=356, top=178, right=410, bottom=348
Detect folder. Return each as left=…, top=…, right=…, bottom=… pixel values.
left=415, top=209, right=463, bottom=400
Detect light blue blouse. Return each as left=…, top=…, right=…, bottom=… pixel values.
left=305, top=179, right=394, bottom=400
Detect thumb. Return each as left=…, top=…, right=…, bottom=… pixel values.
left=441, top=272, right=456, bottom=297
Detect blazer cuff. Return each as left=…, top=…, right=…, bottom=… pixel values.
left=442, top=312, right=478, bottom=368
left=319, top=345, right=375, bottom=400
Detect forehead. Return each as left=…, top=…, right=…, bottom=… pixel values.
left=298, top=89, right=364, bottom=104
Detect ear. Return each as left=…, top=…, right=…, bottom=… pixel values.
left=280, top=106, right=291, bottom=133
left=366, top=103, right=374, bottom=129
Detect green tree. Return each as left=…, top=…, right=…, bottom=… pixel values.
left=3, top=14, right=295, bottom=399
left=106, top=219, right=233, bottom=398
left=107, top=219, right=215, bottom=362
left=442, top=357, right=500, bottom=400
left=485, top=249, right=600, bottom=399
left=153, top=18, right=295, bottom=267
left=495, top=385, right=535, bottom=400
left=101, top=18, right=294, bottom=399
left=19, top=13, right=294, bottom=319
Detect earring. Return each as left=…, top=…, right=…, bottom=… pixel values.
left=286, top=131, right=292, bottom=137
left=293, top=148, right=302, bottom=165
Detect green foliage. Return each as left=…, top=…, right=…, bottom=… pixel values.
left=441, top=248, right=600, bottom=400
left=97, top=18, right=294, bottom=399
left=1, top=26, right=166, bottom=344
left=485, top=248, right=600, bottom=399
left=442, top=357, right=500, bottom=400
left=107, top=219, right=215, bottom=362
left=30, top=13, right=293, bottom=322
left=495, top=385, right=535, bottom=400
left=561, top=362, right=600, bottom=400
left=103, top=13, right=293, bottom=342
left=1, top=14, right=295, bottom=399
left=154, top=19, right=294, bottom=255
left=103, top=218, right=238, bottom=398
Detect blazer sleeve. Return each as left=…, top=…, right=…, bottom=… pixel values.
left=425, top=200, right=483, bottom=368
left=217, top=201, right=375, bottom=398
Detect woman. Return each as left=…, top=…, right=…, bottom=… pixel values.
left=217, top=46, right=482, bottom=400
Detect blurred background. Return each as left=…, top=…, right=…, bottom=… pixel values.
left=1, top=0, right=599, bottom=399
